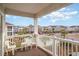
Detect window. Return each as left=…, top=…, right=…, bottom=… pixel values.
left=7, top=32, right=12, bottom=36
left=7, top=26, right=12, bottom=31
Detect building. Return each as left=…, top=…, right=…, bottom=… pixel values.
left=5, top=23, right=14, bottom=36
left=28, top=25, right=34, bottom=33
left=66, top=26, right=79, bottom=33
left=5, top=22, right=19, bottom=36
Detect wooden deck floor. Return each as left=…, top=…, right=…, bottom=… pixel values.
left=5, top=47, right=51, bottom=56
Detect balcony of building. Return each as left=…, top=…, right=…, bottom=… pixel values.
left=1, top=3, right=79, bottom=56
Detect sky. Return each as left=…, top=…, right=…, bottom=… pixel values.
left=6, top=3, right=79, bottom=26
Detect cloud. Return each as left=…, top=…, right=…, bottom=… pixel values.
left=59, top=7, right=71, bottom=11
left=6, top=15, right=10, bottom=18
left=6, top=15, right=17, bottom=19
left=43, top=10, right=79, bottom=23
left=51, top=19, right=56, bottom=23
left=50, top=11, right=78, bottom=19
left=59, top=7, right=66, bottom=11
left=41, top=15, right=47, bottom=19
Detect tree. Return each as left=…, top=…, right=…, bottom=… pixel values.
left=17, top=28, right=28, bottom=35
left=60, top=28, right=68, bottom=38
left=17, top=29, right=23, bottom=35
left=22, top=28, right=28, bottom=34
left=44, top=28, right=49, bottom=34
left=51, top=28, right=55, bottom=35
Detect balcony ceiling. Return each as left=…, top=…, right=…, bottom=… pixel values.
left=1, top=3, right=71, bottom=18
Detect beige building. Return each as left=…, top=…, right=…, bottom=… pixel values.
left=5, top=23, right=14, bottom=37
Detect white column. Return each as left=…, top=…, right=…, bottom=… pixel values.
left=34, top=18, right=38, bottom=35
left=34, top=17, right=38, bottom=48
left=2, top=14, right=5, bottom=56
left=0, top=5, right=6, bottom=56
left=2, top=11, right=5, bottom=56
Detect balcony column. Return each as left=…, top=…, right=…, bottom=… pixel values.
left=0, top=5, right=6, bottom=56
left=34, top=18, right=38, bottom=35
left=34, top=17, right=38, bottom=48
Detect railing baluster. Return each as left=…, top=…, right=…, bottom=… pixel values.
left=55, top=40, right=57, bottom=56
left=52, top=38, right=57, bottom=56
left=56, top=40, right=58, bottom=56
left=67, top=42, right=69, bottom=56
left=57, top=41, right=59, bottom=56
left=58, top=41, right=60, bottom=56
left=61, top=41, right=63, bottom=56
left=76, top=44, right=78, bottom=56
left=64, top=42, right=66, bottom=56
left=71, top=43, right=73, bottom=56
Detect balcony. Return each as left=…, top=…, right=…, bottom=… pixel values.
left=1, top=3, right=78, bottom=56
left=4, top=34, right=79, bottom=56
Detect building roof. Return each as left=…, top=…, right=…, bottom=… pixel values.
left=6, top=22, right=14, bottom=26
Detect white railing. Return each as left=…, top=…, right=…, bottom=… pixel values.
left=5, top=34, right=36, bottom=49
left=52, top=36, right=79, bottom=56
left=5, top=34, right=79, bottom=56
left=6, top=34, right=32, bottom=39
left=38, top=35, right=79, bottom=56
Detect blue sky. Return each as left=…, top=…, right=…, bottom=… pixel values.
left=6, top=3, right=79, bottom=26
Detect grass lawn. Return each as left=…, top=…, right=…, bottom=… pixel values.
left=16, top=42, right=21, bottom=48
left=66, top=33, right=79, bottom=40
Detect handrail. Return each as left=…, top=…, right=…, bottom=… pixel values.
left=52, top=36, right=79, bottom=44
left=51, top=36, right=79, bottom=56
left=6, top=34, right=32, bottom=39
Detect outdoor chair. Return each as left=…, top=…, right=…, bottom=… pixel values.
left=21, top=36, right=33, bottom=51
left=21, top=38, right=28, bottom=51
left=5, top=40, right=16, bottom=56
